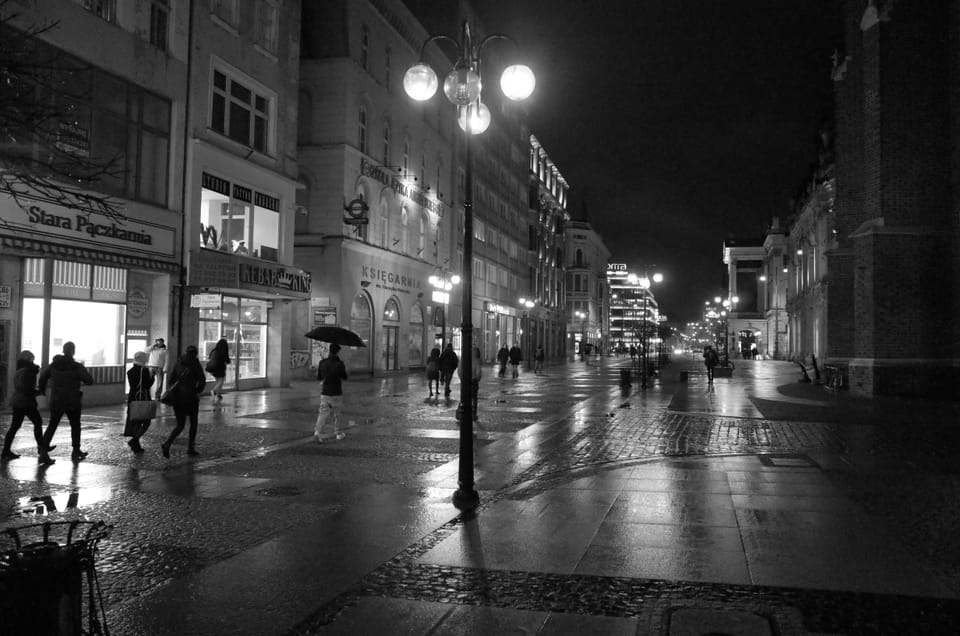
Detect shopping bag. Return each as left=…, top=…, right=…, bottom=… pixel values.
left=128, top=399, right=157, bottom=420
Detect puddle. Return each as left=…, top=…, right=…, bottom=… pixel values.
left=14, top=486, right=115, bottom=518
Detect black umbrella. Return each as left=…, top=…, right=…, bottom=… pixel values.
left=304, top=326, right=366, bottom=347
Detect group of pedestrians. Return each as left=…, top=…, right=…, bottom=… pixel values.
left=2, top=337, right=233, bottom=463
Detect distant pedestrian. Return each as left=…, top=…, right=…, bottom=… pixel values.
left=426, top=347, right=441, bottom=397
left=457, top=345, right=482, bottom=421
left=508, top=343, right=522, bottom=379
left=703, top=345, right=719, bottom=384
left=39, top=342, right=94, bottom=462
left=123, top=351, right=154, bottom=454
left=2, top=351, right=53, bottom=464
left=534, top=345, right=545, bottom=374
left=206, top=338, right=230, bottom=400
left=496, top=345, right=509, bottom=378
left=161, top=345, right=207, bottom=458
left=439, top=343, right=458, bottom=398
left=147, top=337, right=168, bottom=400
left=315, top=343, right=348, bottom=442
left=629, top=345, right=637, bottom=364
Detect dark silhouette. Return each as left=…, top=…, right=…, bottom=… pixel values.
left=2, top=350, right=52, bottom=464
left=161, top=345, right=207, bottom=458
left=39, top=342, right=94, bottom=462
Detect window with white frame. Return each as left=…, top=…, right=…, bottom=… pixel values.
left=149, top=0, right=169, bottom=50
left=473, top=258, right=483, bottom=280
left=211, top=67, right=273, bottom=154
left=487, top=263, right=497, bottom=284
left=358, top=105, right=367, bottom=155
left=474, top=218, right=485, bottom=242
left=210, top=0, right=237, bottom=27
left=253, top=0, right=279, bottom=54
left=74, top=0, right=116, bottom=22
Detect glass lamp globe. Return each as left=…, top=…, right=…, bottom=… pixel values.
left=500, top=64, right=536, bottom=101
left=458, top=102, right=491, bottom=134
left=443, top=68, right=481, bottom=105
left=403, top=63, right=439, bottom=101
left=652, top=272, right=663, bottom=283
left=450, top=274, right=461, bottom=285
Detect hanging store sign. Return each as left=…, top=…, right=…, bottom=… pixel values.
left=343, top=197, right=369, bottom=225
left=190, top=294, right=222, bottom=309
left=359, top=158, right=441, bottom=215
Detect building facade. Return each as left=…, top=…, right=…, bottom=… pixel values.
left=565, top=221, right=610, bottom=355
left=525, top=134, right=569, bottom=364
left=607, top=264, right=659, bottom=357
left=296, top=0, right=533, bottom=374
left=0, top=0, right=186, bottom=407
left=825, top=0, right=958, bottom=397
left=721, top=240, right=766, bottom=359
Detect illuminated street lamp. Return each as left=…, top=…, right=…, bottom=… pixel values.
left=574, top=310, right=587, bottom=356
left=404, top=22, right=535, bottom=511
left=721, top=295, right=739, bottom=360
left=519, top=297, right=535, bottom=369
left=628, top=270, right=663, bottom=388
left=429, top=271, right=461, bottom=349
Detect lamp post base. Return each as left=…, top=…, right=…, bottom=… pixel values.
left=453, top=487, right=479, bottom=510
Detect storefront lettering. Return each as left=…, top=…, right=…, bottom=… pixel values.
left=361, top=265, right=422, bottom=291
left=239, top=263, right=311, bottom=293
left=360, top=159, right=441, bottom=216
left=26, top=205, right=153, bottom=245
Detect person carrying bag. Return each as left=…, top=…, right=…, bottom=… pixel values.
left=124, top=352, right=155, bottom=454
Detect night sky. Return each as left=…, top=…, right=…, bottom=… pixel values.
left=476, top=1, right=843, bottom=324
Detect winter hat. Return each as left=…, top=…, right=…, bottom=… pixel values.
left=133, top=351, right=148, bottom=365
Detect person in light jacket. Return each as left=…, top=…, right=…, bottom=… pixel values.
left=39, top=342, right=95, bottom=462
left=2, top=351, right=53, bottom=464
left=147, top=338, right=169, bottom=400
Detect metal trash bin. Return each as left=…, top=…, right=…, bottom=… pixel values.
left=620, top=369, right=632, bottom=385
left=1, top=520, right=111, bottom=636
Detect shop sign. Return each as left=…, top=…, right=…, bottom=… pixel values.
left=127, top=288, right=149, bottom=318
left=190, top=250, right=238, bottom=288
left=190, top=294, right=221, bottom=309
left=361, top=265, right=422, bottom=295
left=0, top=198, right=175, bottom=257
left=359, top=158, right=441, bottom=216
left=0, top=285, right=10, bottom=308
left=239, top=262, right=311, bottom=297
left=606, top=263, right=628, bottom=276
left=343, top=197, right=369, bottom=225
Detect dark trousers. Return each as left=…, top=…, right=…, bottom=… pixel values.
left=43, top=408, right=83, bottom=451
left=4, top=407, right=44, bottom=452
left=166, top=402, right=200, bottom=448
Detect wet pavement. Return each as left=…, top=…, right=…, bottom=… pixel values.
left=2, top=355, right=960, bottom=635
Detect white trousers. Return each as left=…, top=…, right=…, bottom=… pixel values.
left=315, top=395, right=343, bottom=438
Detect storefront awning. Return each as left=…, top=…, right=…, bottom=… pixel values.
left=1, top=236, right=181, bottom=273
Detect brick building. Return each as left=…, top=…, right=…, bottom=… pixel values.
left=828, top=0, right=958, bottom=397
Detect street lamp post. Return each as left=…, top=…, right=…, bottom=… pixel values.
left=429, top=271, right=461, bottom=349
left=574, top=310, right=586, bottom=357
left=404, top=22, right=534, bottom=510
left=629, top=270, right=663, bottom=388
left=519, top=297, right=535, bottom=369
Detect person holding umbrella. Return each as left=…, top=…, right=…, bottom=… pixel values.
left=315, top=343, right=348, bottom=442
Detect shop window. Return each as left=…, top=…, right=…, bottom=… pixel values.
left=211, top=67, right=273, bottom=154
left=200, top=172, right=280, bottom=261
left=408, top=303, right=424, bottom=365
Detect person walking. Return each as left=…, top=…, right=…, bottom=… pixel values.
left=315, top=344, right=348, bottom=442
left=703, top=345, right=719, bottom=384
left=146, top=337, right=168, bottom=400
left=39, top=342, right=94, bottom=462
left=426, top=347, right=441, bottom=398
left=123, top=351, right=154, bottom=454
left=438, top=343, right=458, bottom=398
left=2, top=351, right=53, bottom=464
left=496, top=345, right=509, bottom=378
left=534, top=345, right=545, bottom=374
left=508, top=343, right=522, bottom=379
left=457, top=345, right=482, bottom=421
left=206, top=338, right=230, bottom=400
left=161, top=345, right=207, bottom=458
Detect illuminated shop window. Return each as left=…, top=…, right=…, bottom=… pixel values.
left=200, top=172, right=279, bottom=261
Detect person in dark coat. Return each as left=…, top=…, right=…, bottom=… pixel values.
left=534, top=345, right=545, bottom=374
left=206, top=338, right=230, bottom=400
left=161, top=345, right=207, bottom=458
left=315, top=344, right=348, bottom=442
left=2, top=351, right=53, bottom=464
left=496, top=345, right=509, bottom=378
left=703, top=345, right=720, bottom=384
left=508, top=343, right=522, bottom=379
left=426, top=347, right=441, bottom=398
left=438, top=343, right=459, bottom=398
left=39, top=342, right=94, bottom=462
left=124, top=351, right=154, bottom=454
